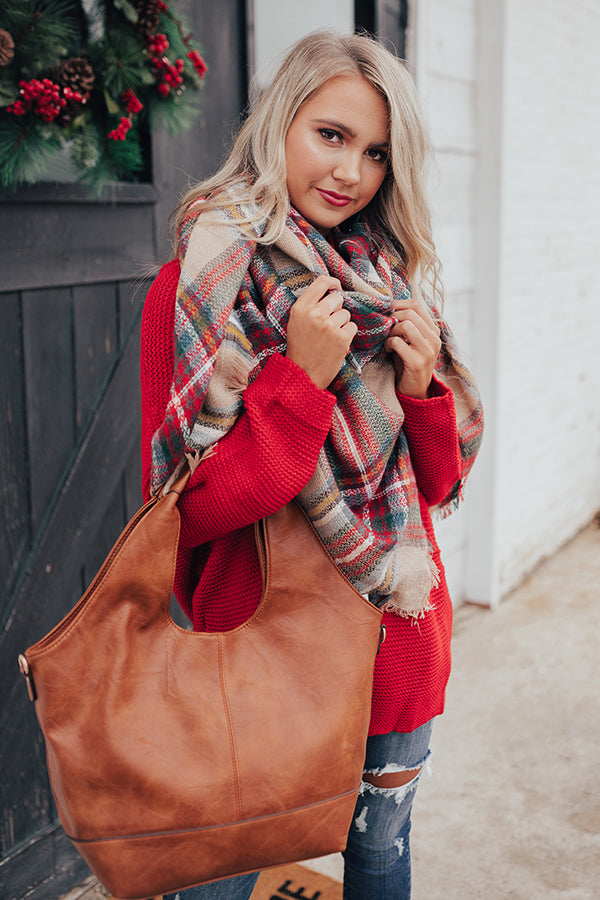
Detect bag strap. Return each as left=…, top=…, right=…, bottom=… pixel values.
left=163, top=464, right=192, bottom=498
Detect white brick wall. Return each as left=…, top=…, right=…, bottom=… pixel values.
left=496, top=0, right=600, bottom=592
left=413, top=0, right=600, bottom=603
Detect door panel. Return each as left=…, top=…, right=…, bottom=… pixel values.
left=0, top=2, right=263, bottom=896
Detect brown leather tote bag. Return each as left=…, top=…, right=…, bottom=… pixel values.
left=18, top=472, right=383, bottom=900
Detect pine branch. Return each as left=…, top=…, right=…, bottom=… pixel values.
left=159, top=6, right=206, bottom=89
left=87, top=28, right=147, bottom=96
left=160, top=13, right=188, bottom=59
left=146, top=89, right=200, bottom=136
left=107, top=123, right=144, bottom=176
left=113, top=0, right=139, bottom=27
left=79, top=121, right=144, bottom=197
left=0, top=74, right=19, bottom=107
left=0, top=116, right=63, bottom=188
left=6, top=0, right=80, bottom=75
left=69, top=116, right=101, bottom=171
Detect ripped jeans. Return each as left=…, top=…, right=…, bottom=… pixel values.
left=165, top=718, right=433, bottom=900
left=343, top=718, right=433, bottom=898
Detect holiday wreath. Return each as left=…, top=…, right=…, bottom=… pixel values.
left=0, top=0, right=207, bottom=194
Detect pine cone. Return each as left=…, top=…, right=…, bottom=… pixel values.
left=0, top=28, right=15, bottom=67
left=56, top=57, right=95, bottom=94
left=131, top=0, right=161, bottom=36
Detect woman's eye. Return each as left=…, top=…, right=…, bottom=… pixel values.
left=319, top=128, right=342, bottom=143
left=366, top=147, right=388, bottom=163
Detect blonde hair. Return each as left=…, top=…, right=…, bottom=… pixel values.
left=172, top=30, right=442, bottom=305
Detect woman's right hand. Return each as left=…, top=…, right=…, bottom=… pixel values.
left=286, top=275, right=357, bottom=389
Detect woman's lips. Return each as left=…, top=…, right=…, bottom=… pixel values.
left=316, top=188, right=353, bottom=207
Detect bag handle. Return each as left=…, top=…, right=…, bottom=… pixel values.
left=20, top=456, right=382, bottom=704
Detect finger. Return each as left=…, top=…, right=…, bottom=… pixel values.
left=329, top=307, right=352, bottom=328
left=293, top=276, right=342, bottom=310
left=392, top=300, right=439, bottom=331
left=387, top=321, right=441, bottom=363
left=389, top=317, right=429, bottom=348
left=391, top=294, right=433, bottom=313
left=320, top=291, right=345, bottom=313
left=341, top=320, right=358, bottom=342
left=392, top=308, right=440, bottom=342
left=384, top=334, right=417, bottom=362
left=311, top=275, right=343, bottom=300
left=385, top=338, right=433, bottom=380
left=392, top=303, right=437, bottom=326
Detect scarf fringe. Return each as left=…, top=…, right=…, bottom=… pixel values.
left=379, top=595, right=437, bottom=621
left=378, top=550, right=440, bottom=619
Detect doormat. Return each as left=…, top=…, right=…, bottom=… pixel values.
left=252, top=863, right=342, bottom=899
left=95, top=864, right=342, bottom=900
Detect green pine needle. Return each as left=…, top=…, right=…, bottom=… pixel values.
left=88, top=28, right=147, bottom=96
left=0, top=74, right=19, bottom=107
left=160, top=14, right=188, bottom=59
left=107, top=126, right=144, bottom=177
left=147, top=89, right=202, bottom=137
left=0, top=117, right=63, bottom=188
left=4, top=0, right=80, bottom=75
left=112, top=0, right=139, bottom=27
left=69, top=118, right=101, bottom=171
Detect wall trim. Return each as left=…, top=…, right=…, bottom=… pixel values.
left=463, top=0, right=507, bottom=606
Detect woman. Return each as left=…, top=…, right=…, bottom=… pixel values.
left=141, top=30, right=483, bottom=900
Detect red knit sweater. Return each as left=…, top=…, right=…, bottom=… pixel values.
left=141, top=259, right=464, bottom=735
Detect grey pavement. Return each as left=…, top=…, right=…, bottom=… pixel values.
left=302, top=518, right=600, bottom=898
left=410, top=517, right=600, bottom=899
left=62, top=519, right=600, bottom=900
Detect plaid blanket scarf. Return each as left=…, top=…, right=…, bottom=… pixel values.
left=151, top=190, right=483, bottom=618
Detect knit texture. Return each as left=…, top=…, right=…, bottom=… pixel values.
left=141, top=259, right=466, bottom=734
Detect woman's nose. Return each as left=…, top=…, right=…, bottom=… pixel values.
left=333, top=153, right=361, bottom=185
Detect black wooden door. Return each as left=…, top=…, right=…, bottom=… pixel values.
left=0, top=2, right=249, bottom=898
left=355, top=0, right=408, bottom=57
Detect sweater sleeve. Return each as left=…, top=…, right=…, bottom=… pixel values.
left=398, top=375, right=463, bottom=507
left=140, top=261, right=336, bottom=549
left=175, top=352, right=336, bottom=548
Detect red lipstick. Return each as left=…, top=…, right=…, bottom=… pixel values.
left=316, top=188, right=353, bottom=207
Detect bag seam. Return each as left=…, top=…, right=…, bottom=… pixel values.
left=67, top=788, right=359, bottom=843
left=218, top=634, right=243, bottom=820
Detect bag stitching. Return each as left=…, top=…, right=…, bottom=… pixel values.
left=218, top=634, right=243, bottom=820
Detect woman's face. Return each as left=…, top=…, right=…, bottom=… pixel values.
left=285, top=74, right=389, bottom=235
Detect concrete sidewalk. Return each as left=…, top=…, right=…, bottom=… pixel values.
left=306, top=518, right=600, bottom=898
left=63, top=519, right=600, bottom=900
left=410, top=517, right=600, bottom=899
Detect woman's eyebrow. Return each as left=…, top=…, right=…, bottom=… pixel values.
left=312, top=118, right=357, bottom=138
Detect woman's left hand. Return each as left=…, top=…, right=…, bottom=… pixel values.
left=384, top=298, right=442, bottom=399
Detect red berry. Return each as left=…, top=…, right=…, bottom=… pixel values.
left=187, top=50, right=207, bottom=78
